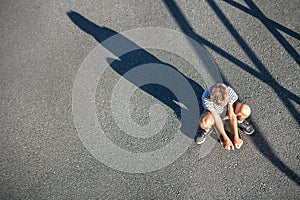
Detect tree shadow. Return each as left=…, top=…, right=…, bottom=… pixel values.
left=164, top=0, right=300, bottom=185
left=206, top=0, right=300, bottom=126
left=224, top=0, right=300, bottom=66
left=164, top=0, right=300, bottom=126
left=67, top=11, right=205, bottom=139
left=162, top=0, right=300, bottom=185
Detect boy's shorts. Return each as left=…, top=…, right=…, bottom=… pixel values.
left=219, top=110, right=229, bottom=120
left=204, top=109, right=228, bottom=121
left=203, top=102, right=238, bottom=121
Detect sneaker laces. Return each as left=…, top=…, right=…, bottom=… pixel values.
left=242, top=120, right=250, bottom=126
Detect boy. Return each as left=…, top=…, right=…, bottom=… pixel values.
left=195, top=83, right=254, bottom=150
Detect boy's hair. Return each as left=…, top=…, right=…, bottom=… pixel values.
left=210, top=83, right=229, bottom=106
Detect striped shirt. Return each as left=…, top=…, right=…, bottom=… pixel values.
left=202, top=85, right=238, bottom=114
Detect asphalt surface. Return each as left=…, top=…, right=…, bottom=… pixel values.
left=1, top=0, right=299, bottom=199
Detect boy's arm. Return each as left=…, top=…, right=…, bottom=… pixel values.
left=210, top=109, right=234, bottom=150
left=228, top=104, right=243, bottom=149
left=228, top=104, right=238, bottom=136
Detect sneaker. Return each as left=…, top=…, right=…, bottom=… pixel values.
left=238, top=120, right=254, bottom=135
left=195, top=128, right=213, bottom=144
left=195, top=133, right=206, bottom=144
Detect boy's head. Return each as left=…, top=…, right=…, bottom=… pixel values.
left=210, top=83, right=229, bottom=107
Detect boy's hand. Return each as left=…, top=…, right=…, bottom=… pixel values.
left=223, top=139, right=234, bottom=150
left=234, top=137, right=243, bottom=149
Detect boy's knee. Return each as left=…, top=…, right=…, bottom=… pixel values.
left=200, top=119, right=207, bottom=130
left=200, top=114, right=214, bottom=130
left=241, top=104, right=251, bottom=117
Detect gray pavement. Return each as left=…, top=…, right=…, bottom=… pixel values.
left=1, top=0, right=299, bottom=199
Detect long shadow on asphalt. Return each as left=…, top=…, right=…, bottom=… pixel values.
left=223, top=0, right=300, bottom=66
left=163, top=0, right=300, bottom=185
left=206, top=0, right=300, bottom=126
left=67, top=11, right=205, bottom=140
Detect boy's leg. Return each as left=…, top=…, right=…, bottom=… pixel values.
left=199, top=111, right=214, bottom=131
left=195, top=111, right=214, bottom=144
left=233, top=102, right=254, bottom=134
left=233, top=102, right=251, bottom=121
